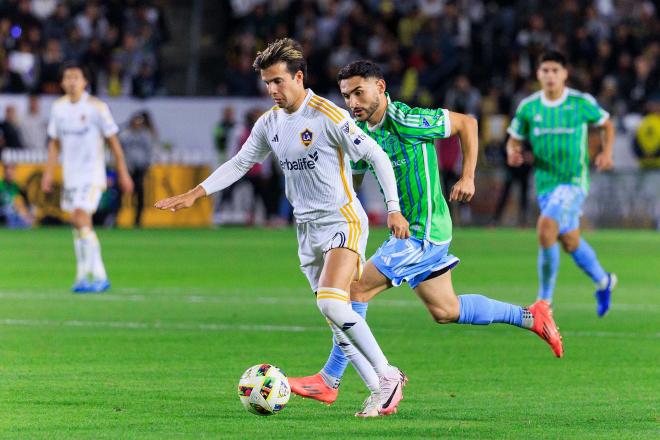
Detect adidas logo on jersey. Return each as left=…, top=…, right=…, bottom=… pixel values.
left=279, top=152, right=319, bottom=171
left=272, top=134, right=279, bottom=142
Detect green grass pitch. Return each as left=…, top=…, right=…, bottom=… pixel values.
left=0, top=227, right=658, bottom=439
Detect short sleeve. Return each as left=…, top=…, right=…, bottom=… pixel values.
left=47, top=109, right=58, bottom=139
left=388, top=105, right=451, bottom=141
left=96, top=101, right=119, bottom=137
left=507, top=103, right=529, bottom=140
left=580, top=94, right=610, bottom=126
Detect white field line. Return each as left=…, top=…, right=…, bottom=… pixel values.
left=0, top=318, right=327, bottom=333
left=0, top=290, right=658, bottom=313
left=0, top=317, right=658, bottom=339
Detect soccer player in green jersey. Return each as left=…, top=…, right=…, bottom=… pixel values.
left=506, top=51, right=617, bottom=318
left=289, top=60, right=563, bottom=409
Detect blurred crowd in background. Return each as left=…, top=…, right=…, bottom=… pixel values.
left=0, top=0, right=658, bottom=229
left=219, top=0, right=658, bottom=119
left=0, top=0, right=168, bottom=98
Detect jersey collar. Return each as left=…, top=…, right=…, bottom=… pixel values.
left=540, top=88, right=568, bottom=107
left=285, top=89, right=314, bottom=119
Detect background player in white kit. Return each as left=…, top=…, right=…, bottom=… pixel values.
left=42, top=63, right=133, bottom=293
left=155, top=38, right=409, bottom=417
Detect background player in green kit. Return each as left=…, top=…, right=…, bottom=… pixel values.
left=506, top=51, right=617, bottom=318
left=289, top=61, right=563, bottom=407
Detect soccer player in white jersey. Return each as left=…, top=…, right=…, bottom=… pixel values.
left=155, top=38, right=409, bottom=417
left=42, top=62, right=133, bottom=293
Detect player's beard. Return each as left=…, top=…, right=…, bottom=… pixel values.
left=358, top=95, right=380, bottom=123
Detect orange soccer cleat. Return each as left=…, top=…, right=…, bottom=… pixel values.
left=288, top=373, right=338, bottom=404
left=529, top=300, right=564, bottom=358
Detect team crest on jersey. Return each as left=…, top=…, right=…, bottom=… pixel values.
left=300, top=128, right=313, bottom=147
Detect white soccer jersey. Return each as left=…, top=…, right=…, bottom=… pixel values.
left=47, top=92, right=119, bottom=188
left=201, top=89, right=400, bottom=223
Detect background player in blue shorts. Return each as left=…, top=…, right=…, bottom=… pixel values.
left=506, top=51, right=617, bottom=317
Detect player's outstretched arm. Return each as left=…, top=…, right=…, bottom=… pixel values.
left=447, top=112, right=477, bottom=203
left=155, top=185, right=206, bottom=212
left=155, top=133, right=271, bottom=213
left=595, top=118, right=615, bottom=171
left=41, top=138, right=60, bottom=193
left=107, top=135, right=134, bottom=194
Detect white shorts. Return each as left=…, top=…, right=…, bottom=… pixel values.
left=296, top=202, right=369, bottom=292
left=61, top=184, right=104, bottom=214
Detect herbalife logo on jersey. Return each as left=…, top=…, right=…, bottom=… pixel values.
left=280, top=151, right=319, bottom=171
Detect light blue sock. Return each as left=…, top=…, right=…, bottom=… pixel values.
left=570, top=238, right=607, bottom=285
left=321, top=301, right=368, bottom=382
left=457, top=294, right=524, bottom=327
left=538, top=244, right=560, bottom=302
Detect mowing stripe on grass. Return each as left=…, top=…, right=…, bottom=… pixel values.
left=1, top=317, right=659, bottom=340
left=0, top=291, right=657, bottom=313
left=0, top=318, right=327, bottom=333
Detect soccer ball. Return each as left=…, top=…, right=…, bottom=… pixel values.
left=237, top=364, right=290, bottom=416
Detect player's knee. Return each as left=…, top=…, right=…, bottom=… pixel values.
left=537, top=219, right=557, bottom=247
left=429, top=302, right=459, bottom=324
left=559, top=235, right=579, bottom=253
left=350, top=291, right=370, bottom=303
left=351, top=279, right=366, bottom=301
left=350, top=279, right=370, bottom=302
left=537, top=230, right=551, bottom=247
left=316, top=293, right=349, bottom=323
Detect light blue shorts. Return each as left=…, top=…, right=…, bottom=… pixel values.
left=371, top=237, right=460, bottom=289
left=537, top=184, right=586, bottom=234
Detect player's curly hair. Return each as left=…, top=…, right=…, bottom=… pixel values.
left=336, top=60, right=384, bottom=82
left=253, top=38, right=307, bottom=79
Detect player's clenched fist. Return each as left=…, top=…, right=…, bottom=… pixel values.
left=506, top=144, right=524, bottom=167
left=450, top=177, right=475, bottom=203
left=387, top=211, right=410, bottom=239
left=594, top=152, right=614, bottom=171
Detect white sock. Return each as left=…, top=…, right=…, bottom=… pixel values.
left=316, top=287, right=392, bottom=376
left=89, top=230, right=107, bottom=280
left=329, top=323, right=380, bottom=393
left=80, top=227, right=107, bottom=281
left=72, top=229, right=85, bottom=281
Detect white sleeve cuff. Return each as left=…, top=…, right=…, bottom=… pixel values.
left=594, top=113, right=610, bottom=127
left=386, top=200, right=401, bottom=212
left=507, top=127, right=525, bottom=140
left=442, top=108, right=451, bottom=138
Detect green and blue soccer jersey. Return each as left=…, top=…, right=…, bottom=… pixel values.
left=352, top=94, right=452, bottom=244
left=507, top=88, right=609, bottom=195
